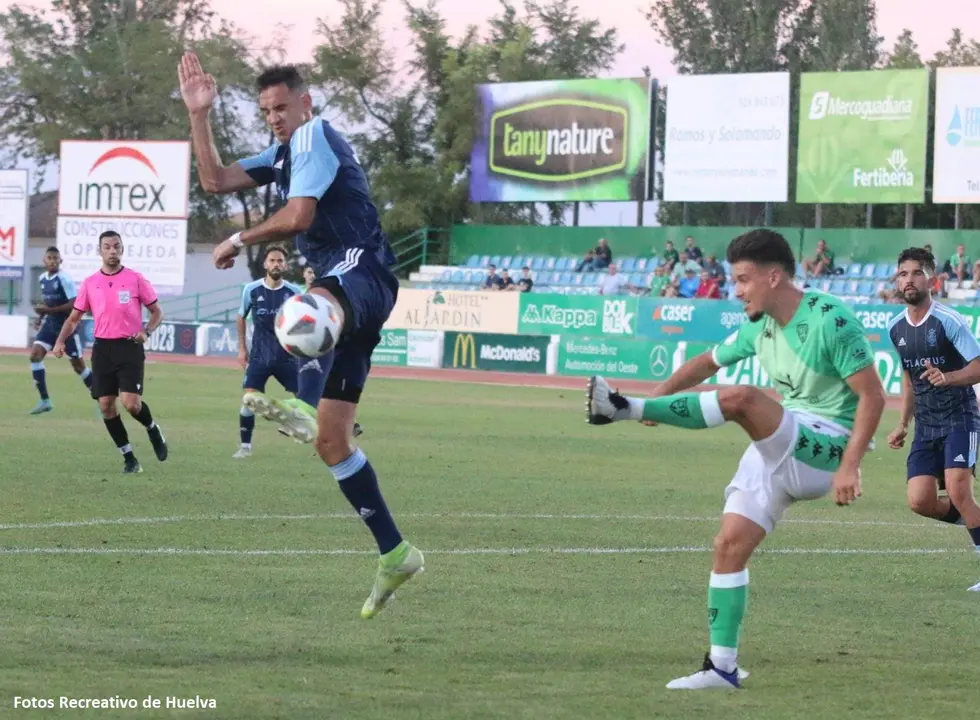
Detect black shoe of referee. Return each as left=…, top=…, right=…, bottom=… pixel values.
left=123, top=456, right=143, bottom=474
left=148, top=424, right=169, bottom=462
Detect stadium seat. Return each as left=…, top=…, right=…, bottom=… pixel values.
left=857, top=281, right=874, bottom=297
left=451, top=270, right=465, bottom=283
left=630, top=273, right=645, bottom=286
left=634, top=258, right=648, bottom=272
left=875, top=263, right=893, bottom=279
left=556, top=257, right=573, bottom=271
left=817, top=279, right=832, bottom=292
left=500, top=255, right=513, bottom=269
left=465, top=255, right=480, bottom=268
left=479, top=255, right=490, bottom=267
left=559, top=272, right=573, bottom=285
left=862, top=263, right=876, bottom=278
left=584, top=272, right=599, bottom=285
left=847, top=263, right=862, bottom=277
left=489, top=255, right=501, bottom=268
left=439, top=268, right=453, bottom=282
left=572, top=272, right=585, bottom=286
left=619, top=257, right=636, bottom=272
left=830, top=279, right=847, bottom=295
left=649, top=257, right=661, bottom=269
left=511, top=255, right=524, bottom=269
left=467, top=270, right=483, bottom=283
left=845, top=279, right=860, bottom=294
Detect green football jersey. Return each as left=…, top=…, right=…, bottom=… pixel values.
left=711, top=291, right=874, bottom=429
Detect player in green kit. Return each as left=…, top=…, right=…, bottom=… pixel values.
left=585, top=229, right=886, bottom=689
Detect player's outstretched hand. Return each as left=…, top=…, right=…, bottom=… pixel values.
left=919, top=359, right=946, bottom=387
left=212, top=236, right=240, bottom=269
left=52, top=341, right=65, bottom=359
left=832, top=465, right=862, bottom=506
left=886, top=425, right=908, bottom=449
left=178, top=52, right=217, bottom=114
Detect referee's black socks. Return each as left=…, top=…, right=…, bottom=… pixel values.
left=133, top=401, right=155, bottom=429
left=103, top=416, right=135, bottom=460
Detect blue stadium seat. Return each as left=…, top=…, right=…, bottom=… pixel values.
left=468, top=270, right=484, bottom=283
left=634, top=258, right=648, bottom=272
left=529, top=256, right=545, bottom=270
left=500, top=255, right=513, bottom=269
left=874, top=281, right=888, bottom=296
left=556, top=257, right=573, bottom=271
left=489, top=255, right=501, bottom=268
left=649, top=257, right=662, bottom=269
left=511, top=255, right=524, bottom=269
left=874, top=263, right=893, bottom=279
left=630, top=273, right=645, bottom=286
left=857, top=281, right=874, bottom=296
left=479, top=255, right=490, bottom=267
left=845, top=280, right=860, bottom=294
left=847, top=263, right=862, bottom=277
left=451, top=270, right=465, bottom=283
left=465, top=254, right=480, bottom=268
left=559, top=272, right=573, bottom=285
left=862, top=263, right=876, bottom=278
left=572, top=272, right=585, bottom=286
left=584, top=272, right=598, bottom=285
left=817, top=279, right=832, bottom=292
left=619, top=257, right=636, bottom=272
left=830, top=279, right=847, bottom=295
left=440, top=268, right=453, bottom=282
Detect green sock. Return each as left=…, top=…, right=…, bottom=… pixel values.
left=708, top=570, right=749, bottom=670
left=637, top=391, right=725, bottom=429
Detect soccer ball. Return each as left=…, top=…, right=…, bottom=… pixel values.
left=275, top=293, right=341, bottom=359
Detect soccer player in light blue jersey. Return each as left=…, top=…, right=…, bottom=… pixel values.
left=885, top=247, right=980, bottom=591
left=180, top=53, right=421, bottom=618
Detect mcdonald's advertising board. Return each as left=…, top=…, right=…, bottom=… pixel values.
left=442, top=332, right=549, bottom=374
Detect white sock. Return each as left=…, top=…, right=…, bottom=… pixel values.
left=627, top=398, right=644, bottom=421
left=241, top=443, right=252, bottom=449
left=710, top=645, right=738, bottom=673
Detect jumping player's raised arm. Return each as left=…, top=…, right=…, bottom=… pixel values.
left=179, top=52, right=261, bottom=194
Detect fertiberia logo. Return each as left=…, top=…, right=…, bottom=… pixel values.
left=808, top=91, right=913, bottom=122
left=490, top=98, right=627, bottom=182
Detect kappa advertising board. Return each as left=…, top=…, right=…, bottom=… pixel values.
left=56, top=217, right=188, bottom=296
left=797, top=69, right=929, bottom=204
left=469, top=77, right=652, bottom=202
left=518, top=294, right=637, bottom=337
left=663, top=72, right=790, bottom=202
left=932, top=66, right=980, bottom=204
left=443, top=332, right=549, bottom=374
left=387, top=289, right=519, bottom=334
left=58, top=141, right=192, bottom=219
left=0, top=169, right=28, bottom=279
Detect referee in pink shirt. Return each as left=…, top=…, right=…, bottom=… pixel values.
left=53, top=231, right=169, bottom=473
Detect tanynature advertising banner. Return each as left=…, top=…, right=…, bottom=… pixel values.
left=797, top=69, right=929, bottom=204
left=932, top=66, right=980, bottom=204
left=470, top=77, right=652, bottom=202
left=443, top=332, right=549, bottom=374
left=386, top=289, right=519, bottom=334
left=0, top=169, right=28, bottom=279
left=663, top=72, right=790, bottom=202
left=518, top=294, right=638, bottom=337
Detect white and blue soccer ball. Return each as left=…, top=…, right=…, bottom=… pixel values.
left=275, top=293, right=341, bottom=359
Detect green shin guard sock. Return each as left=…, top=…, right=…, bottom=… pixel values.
left=708, top=569, right=749, bottom=672
left=629, top=391, right=726, bottom=430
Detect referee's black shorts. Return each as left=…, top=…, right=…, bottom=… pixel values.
left=90, top=338, right=146, bottom=400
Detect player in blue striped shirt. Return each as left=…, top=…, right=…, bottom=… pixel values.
left=886, top=247, right=980, bottom=591
left=28, top=247, right=93, bottom=413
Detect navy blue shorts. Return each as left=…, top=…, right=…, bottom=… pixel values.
left=35, top=320, right=82, bottom=359
left=311, top=247, right=399, bottom=404
left=907, top=430, right=978, bottom=482
left=243, top=360, right=298, bottom=394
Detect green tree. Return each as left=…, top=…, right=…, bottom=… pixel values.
left=646, top=0, right=883, bottom=229
left=310, top=0, right=623, bottom=255
left=0, top=0, right=263, bottom=252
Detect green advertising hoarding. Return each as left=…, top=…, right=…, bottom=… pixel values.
left=470, top=77, right=652, bottom=202
left=797, top=69, right=929, bottom=203
left=443, top=332, right=550, bottom=374
left=518, top=294, right=638, bottom=337
left=371, top=329, right=408, bottom=366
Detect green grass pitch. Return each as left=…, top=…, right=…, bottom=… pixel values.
left=1, top=355, right=978, bottom=719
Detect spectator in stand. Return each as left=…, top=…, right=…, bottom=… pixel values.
left=516, top=266, right=534, bottom=292
left=593, top=238, right=612, bottom=270
left=949, top=244, right=971, bottom=284
left=661, top=241, right=680, bottom=272
left=677, top=266, right=700, bottom=298
left=924, top=244, right=948, bottom=296
left=671, top=251, right=702, bottom=282
left=575, top=248, right=596, bottom=272
left=483, top=264, right=504, bottom=290
left=703, top=253, right=725, bottom=284
left=598, top=264, right=634, bottom=296
left=684, top=235, right=703, bottom=264
left=499, top=269, right=515, bottom=291
left=694, top=268, right=722, bottom=299
left=647, top=265, right=670, bottom=297
left=302, top=266, right=316, bottom=292
left=802, top=239, right=836, bottom=277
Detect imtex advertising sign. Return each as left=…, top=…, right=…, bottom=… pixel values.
left=797, top=69, right=928, bottom=204
left=58, top=141, right=192, bottom=219
left=470, top=77, right=652, bottom=202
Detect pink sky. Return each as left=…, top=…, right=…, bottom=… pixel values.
left=211, top=0, right=980, bottom=77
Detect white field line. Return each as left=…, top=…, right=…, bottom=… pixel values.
left=0, top=546, right=967, bottom=558
left=0, top=511, right=954, bottom=533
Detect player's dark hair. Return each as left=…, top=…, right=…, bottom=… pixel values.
left=44, top=246, right=59, bottom=254
left=98, top=231, right=121, bottom=246
left=897, top=247, right=936, bottom=273
left=265, top=244, right=288, bottom=260
left=727, top=229, right=796, bottom=276
left=256, top=65, right=307, bottom=93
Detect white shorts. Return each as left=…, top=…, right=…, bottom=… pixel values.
left=723, top=409, right=848, bottom=533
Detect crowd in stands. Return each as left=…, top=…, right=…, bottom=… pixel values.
left=437, top=234, right=977, bottom=306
